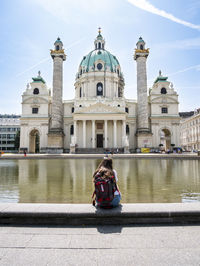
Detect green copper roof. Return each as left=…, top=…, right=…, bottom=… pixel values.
left=137, top=37, right=144, bottom=43
left=154, top=76, right=168, bottom=83
left=79, top=49, right=120, bottom=72
left=32, top=76, right=46, bottom=84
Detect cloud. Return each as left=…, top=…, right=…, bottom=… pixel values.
left=15, top=37, right=85, bottom=78
left=127, top=0, right=200, bottom=30
left=168, top=64, right=200, bottom=76
left=33, top=0, right=114, bottom=23
left=152, top=37, right=200, bottom=51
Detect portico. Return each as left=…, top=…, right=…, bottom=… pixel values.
left=72, top=114, right=127, bottom=149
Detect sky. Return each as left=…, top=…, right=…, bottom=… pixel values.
left=0, top=0, right=200, bottom=114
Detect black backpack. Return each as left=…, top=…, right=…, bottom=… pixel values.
left=93, top=173, right=115, bottom=208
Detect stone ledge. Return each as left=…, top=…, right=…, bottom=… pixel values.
left=0, top=153, right=200, bottom=160
left=0, top=203, right=200, bottom=225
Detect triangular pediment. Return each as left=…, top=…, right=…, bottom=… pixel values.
left=77, top=102, right=123, bottom=114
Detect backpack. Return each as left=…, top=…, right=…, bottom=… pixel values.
left=93, top=173, right=115, bottom=208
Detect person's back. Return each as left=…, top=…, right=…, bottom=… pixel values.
left=92, top=158, right=121, bottom=208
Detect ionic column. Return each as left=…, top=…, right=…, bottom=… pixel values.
left=92, top=120, right=95, bottom=148
left=74, top=120, right=77, bottom=144
left=113, top=120, right=117, bottom=148
left=104, top=120, right=108, bottom=148
left=122, top=120, right=126, bottom=146
left=83, top=120, right=86, bottom=148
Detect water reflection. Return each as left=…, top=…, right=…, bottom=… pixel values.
left=0, top=159, right=199, bottom=203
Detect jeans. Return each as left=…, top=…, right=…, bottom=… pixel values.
left=111, top=194, right=121, bottom=207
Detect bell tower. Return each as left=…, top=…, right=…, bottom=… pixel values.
left=134, top=37, right=152, bottom=148
left=47, top=37, right=66, bottom=153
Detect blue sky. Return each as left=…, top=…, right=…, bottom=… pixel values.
left=0, top=0, right=200, bottom=114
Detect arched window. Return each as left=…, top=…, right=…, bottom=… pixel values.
left=140, top=44, right=143, bottom=50
left=98, top=42, right=101, bottom=49
left=70, top=125, right=74, bottom=135
left=161, top=87, right=167, bottom=94
left=80, top=87, right=82, bottom=98
left=97, top=82, right=103, bottom=96
left=95, top=44, right=97, bottom=49
left=97, top=63, right=103, bottom=70
left=33, top=88, right=39, bottom=95
left=56, top=45, right=59, bottom=51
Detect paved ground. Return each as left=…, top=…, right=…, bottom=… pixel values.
left=0, top=225, right=199, bottom=266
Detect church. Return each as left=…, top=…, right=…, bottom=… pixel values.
left=20, top=29, right=180, bottom=153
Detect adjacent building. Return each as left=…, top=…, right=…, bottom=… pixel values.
left=0, top=115, right=20, bottom=152
left=180, top=109, right=200, bottom=151
left=20, top=30, right=180, bottom=153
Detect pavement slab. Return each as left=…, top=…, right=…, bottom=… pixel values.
left=0, top=225, right=199, bottom=266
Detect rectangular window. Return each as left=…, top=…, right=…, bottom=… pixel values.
left=161, top=107, right=168, bottom=114
left=32, top=108, right=38, bottom=114
left=125, top=107, right=129, bottom=113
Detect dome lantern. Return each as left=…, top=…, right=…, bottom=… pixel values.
left=94, top=27, right=105, bottom=50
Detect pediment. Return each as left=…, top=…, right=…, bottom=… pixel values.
left=77, top=102, right=123, bottom=114
left=151, top=96, right=178, bottom=104
left=23, top=96, right=49, bottom=104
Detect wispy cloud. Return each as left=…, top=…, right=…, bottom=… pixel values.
left=168, top=64, right=200, bottom=76
left=15, top=37, right=86, bottom=78
left=154, top=37, right=200, bottom=50
left=33, top=0, right=114, bottom=23
left=127, top=0, right=200, bottom=30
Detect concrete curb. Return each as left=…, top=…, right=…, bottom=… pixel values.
left=0, top=153, right=200, bottom=160
left=0, top=203, right=200, bottom=225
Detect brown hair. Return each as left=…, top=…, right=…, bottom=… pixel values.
left=93, top=158, right=114, bottom=179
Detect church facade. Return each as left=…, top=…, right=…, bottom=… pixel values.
left=20, top=30, right=180, bottom=153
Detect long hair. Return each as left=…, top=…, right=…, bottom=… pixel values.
left=93, top=158, right=114, bottom=179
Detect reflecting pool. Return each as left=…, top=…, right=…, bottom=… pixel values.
left=0, top=159, right=200, bottom=203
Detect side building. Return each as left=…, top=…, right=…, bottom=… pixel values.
left=180, top=109, right=200, bottom=151
left=0, top=115, right=20, bottom=152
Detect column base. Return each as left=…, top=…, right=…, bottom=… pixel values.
left=136, top=130, right=153, bottom=148
left=47, top=129, right=64, bottom=153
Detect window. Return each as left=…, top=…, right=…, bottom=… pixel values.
left=33, top=88, right=39, bottom=95
left=70, top=125, right=74, bottom=135
left=32, top=108, right=38, bottom=114
left=161, top=107, right=168, bottom=113
left=97, top=82, right=103, bottom=96
left=161, top=87, right=167, bottom=94
left=125, top=107, right=129, bottom=113
left=56, top=45, right=59, bottom=51
left=118, top=105, right=120, bottom=107
left=71, top=107, right=74, bottom=113
left=80, top=87, right=82, bottom=98
left=126, top=125, right=130, bottom=135
left=97, top=63, right=103, bottom=70
left=140, top=44, right=143, bottom=50
left=98, top=42, right=101, bottom=49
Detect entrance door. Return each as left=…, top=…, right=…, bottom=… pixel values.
left=97, top=134, right=103, bottom=148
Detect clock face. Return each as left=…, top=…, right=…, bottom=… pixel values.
left=97, top=63, right=103, bottom=70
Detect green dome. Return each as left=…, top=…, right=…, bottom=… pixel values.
left=79, top=49, right=120, bottom=72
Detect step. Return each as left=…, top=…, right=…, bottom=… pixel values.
left=0, top=203, right=200, bottom=226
